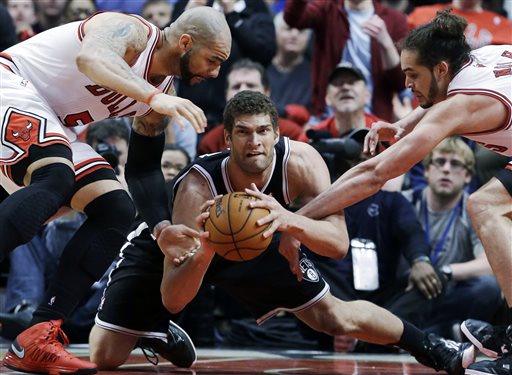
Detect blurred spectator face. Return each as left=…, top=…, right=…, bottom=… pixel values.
left=425, top=151, right=471, bottom=199
left=38, top=0, right=67, bottom=17
left=161, top=149, right=189, bottom=182
left=226, top=68, right=267, bottom=101
left=274, top=13, right=310, bottom=55
left=64, top=0, right=96, bottom=22
left=7, top=0, right=36, bottom=29
left=142, top=1, right=173, bottom=29
left=326, top=71, right=370, bottom=115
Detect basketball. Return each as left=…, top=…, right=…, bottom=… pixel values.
left=204, top=192, right=273, bottom=261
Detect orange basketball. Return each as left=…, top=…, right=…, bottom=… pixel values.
left=204, top=192, right=273, bottom=261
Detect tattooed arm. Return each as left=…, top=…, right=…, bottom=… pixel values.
left=77, top=13, right=206, bottom=132
left=77, top=13, right=154, bottom=103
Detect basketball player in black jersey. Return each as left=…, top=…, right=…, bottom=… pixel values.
left=91, top=91, right=473, bottom=374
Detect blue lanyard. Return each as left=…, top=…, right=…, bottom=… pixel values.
left=423, top=196, right=462, bottom=265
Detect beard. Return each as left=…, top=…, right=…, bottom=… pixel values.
left=179, top=50, right=194, bottom=86
left=420, top=73, right=440, bottom=109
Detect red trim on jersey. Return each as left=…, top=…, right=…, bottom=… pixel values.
left=145, top=29, right=162, bottom=83
left=126, top=14, right=153, bottom=42
left=0, top=63, right=14, bottom=73
left=76, top=163, right=112, bottom=181
left=0, top=53, right=19, bottom=73
left=0, top=140, right=70, bottom=165
left=448, top=89, right=512, bottom=135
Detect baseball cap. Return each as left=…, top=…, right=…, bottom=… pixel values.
left=328, top=62, right=366, bottom=83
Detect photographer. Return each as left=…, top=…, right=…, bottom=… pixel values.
left=86, top=119, right=130, bottom=189
left=307, top=63, right=381, bottom=180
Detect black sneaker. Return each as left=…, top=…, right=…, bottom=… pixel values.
left=461, top=320, right=512, bottom=358
left=138, top=320, right=196, bottom=368
left=465, top=353, right=512, bottom=375
left=414, top=333, right=476, bottom=375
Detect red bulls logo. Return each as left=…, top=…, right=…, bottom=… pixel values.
left=11, top=121, right=33, bottom=141
left=5, top=111, right=41, bottom=149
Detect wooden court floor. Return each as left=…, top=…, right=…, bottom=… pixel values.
left=0, top=345, right=447, bottom=374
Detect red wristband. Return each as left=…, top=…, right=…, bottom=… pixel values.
left=145, top=89, right=163, bottom=106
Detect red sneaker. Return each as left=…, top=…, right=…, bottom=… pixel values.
left=3, top=319, right=97, bottom=374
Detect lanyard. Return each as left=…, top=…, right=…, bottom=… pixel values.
left=423, top=196, right=462, bottom=265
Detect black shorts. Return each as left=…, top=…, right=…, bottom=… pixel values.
left=96, top=226, right=329, bottom=336
left=495, top=162, right=512, bottom=196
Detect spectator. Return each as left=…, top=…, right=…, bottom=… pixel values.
left=408, top=0, right=512, bottom=48
left=0, top=3, right=17, bottom=50
left=172, top=0, right=276, bottom=129
left=141, top=0, right=174, bottom=28
left=307, top=62, right=403, bottom=190
left=402, top=137, right=502, bottom=339
left=63, top=0, right=97, bottom=23
left=198, top=59, right=308, bottom=155
left=269, top=12, right=312, bottom=120
left=161, top=143, right=191, bottom=182
left=5, top=0, right=36, bottom=41
left=284, top=0, right=408, bottom=122
left=32, top=0, right=67, bottom=32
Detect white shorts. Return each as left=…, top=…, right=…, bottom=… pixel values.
left=0, top=68, right=111, bottom=192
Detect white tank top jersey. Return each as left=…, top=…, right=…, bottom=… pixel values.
left=2, top=13, right=174, bottom=126
left=448, top=45, right=512, bottom=156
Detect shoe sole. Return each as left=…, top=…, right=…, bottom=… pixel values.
left=461, top=321, right=499, bottom=359
left=168, top=320, right=197, bottom=367
left=3, top=353, right=98, bottom=374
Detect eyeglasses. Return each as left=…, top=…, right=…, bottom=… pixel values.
left=430, top=157, right=466, bottom=171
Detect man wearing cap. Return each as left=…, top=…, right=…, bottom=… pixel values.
left=307, top=62, right=381, bottom=138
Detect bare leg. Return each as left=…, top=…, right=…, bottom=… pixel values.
left=467, top=177, right=512, bottom=309
left=295, top=293, right=403, bottom=345
left=89, top=324, right=139, bottom=370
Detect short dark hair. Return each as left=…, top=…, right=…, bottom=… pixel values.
left=86, top=119, right=130, bottom=146
left=401, top=9, right=470, bottom=75
left=223, top=90, right=278, bottom=134
left=226, top=58, right=269, bottom=91
left=164, top=143, right=191, bottom=164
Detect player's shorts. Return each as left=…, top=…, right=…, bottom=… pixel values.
left=495, top=161, right=512, bottom=196
left=95, top=225, right=329, bottom=337
left=0, top=67, right=114, bottom=193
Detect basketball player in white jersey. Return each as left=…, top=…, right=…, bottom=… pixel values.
left=0, top=7, right=231, bottom=374
left=252, top=9, right=510, bottom=375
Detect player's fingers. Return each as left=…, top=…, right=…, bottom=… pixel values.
left=256, top=211, right=276, bottom=227
left=263, top=219, right=280, bottom=238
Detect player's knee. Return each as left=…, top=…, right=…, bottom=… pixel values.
left=85, top=189, right=135, bottom=227
left=30, top=162, right=75, bottom=200
left=467, top=190, right=492, bottom=224
left=89, top=326, right=132, bottom=370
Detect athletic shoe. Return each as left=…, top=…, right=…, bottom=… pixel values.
left=466, top=353, right=512, bottom=375
left=461, top=320, right=512, bottom=358
left=138, top=320, right=196, bottom=368
left=2, top=319, right=98, bottom=374
left=414, top=333, right=476, bottom=375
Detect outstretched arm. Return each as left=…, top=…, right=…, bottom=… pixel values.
left=301, top=94, right=506, bottom=219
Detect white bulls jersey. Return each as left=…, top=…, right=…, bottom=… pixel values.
left=1, top=14, right=173, bottom=127
left=448, top=45, right=512, bottom=156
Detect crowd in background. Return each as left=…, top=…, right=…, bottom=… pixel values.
left=0, top=0, right=511, bottom=352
